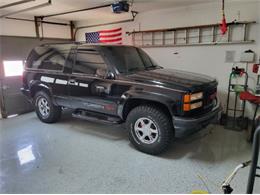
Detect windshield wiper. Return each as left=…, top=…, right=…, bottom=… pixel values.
left=145, top=65, right=158, bottom=70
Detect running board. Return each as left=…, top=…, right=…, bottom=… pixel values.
left=72, top=110, right=123, bottom=124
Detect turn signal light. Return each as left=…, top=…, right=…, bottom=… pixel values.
left=183, top=94, right=191, bottom=103
left=183, top=103, right=191, bottom=111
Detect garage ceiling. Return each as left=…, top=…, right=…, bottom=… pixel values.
left=0, top=0, right=216, bottom=21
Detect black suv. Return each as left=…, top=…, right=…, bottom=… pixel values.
left=21, top=43, right=221, bottom=154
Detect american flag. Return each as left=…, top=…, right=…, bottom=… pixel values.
left=85, top=28, right=122, bottom=44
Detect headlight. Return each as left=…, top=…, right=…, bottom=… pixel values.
left=190, top=101, right=203, bottom=109
left=190, top=92, right=203, bottom=101
left=183, top=92, right=203, bottom=103
left=183, top=92, right=203, bottom=111
left=183, top=101, right=203, bottom=111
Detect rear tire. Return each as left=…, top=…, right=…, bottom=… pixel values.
left=34, top=91, right=61, bottom=123
left=126, top=105, right=173, bottom=155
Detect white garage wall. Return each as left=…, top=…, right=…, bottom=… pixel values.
left=76, top=0, right=260, bottom=118
left=0, top=17, right=71, bottom=39
left=258, top=1, right=260, bottom=54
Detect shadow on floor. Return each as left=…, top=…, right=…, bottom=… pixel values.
left=45, top=110, right=252, bottom=163
left=59, top=110, right=128, bottom=141
left=161, top=126, right=251, bottom=163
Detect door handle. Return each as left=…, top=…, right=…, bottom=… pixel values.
left=68, top=79, right=76, bottom=85
left=96, top=85, right=105, bottom=90
left=96, top=85, right=106, bottom=93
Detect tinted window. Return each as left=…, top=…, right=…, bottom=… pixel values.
left=101, top=46, right=158, bottom=74
left=73, top=46, right=106, bottom=75
left=138, top=49, right=154, bottom=67
left=27, top=45, right=71, bottom=71
left=63, top=47, right=76, bottom=73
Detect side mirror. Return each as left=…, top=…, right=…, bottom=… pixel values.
left=106, top=71, right=115, bottom=80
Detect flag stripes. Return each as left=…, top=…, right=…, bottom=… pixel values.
left=85, top=28, right=122, bottom=44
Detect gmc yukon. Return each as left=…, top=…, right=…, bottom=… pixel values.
left=21, top=43, right=221, bottom=154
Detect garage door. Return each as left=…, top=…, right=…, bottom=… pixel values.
left=0, top=60, right=33, bottom=117
left=0, top=36, right=71, bottom=118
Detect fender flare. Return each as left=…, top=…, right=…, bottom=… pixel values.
left=118, top=90, right=177, bottom=119
left=29, top=80, right=56, bottom=103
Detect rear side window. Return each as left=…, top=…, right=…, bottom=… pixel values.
left=26, top=45, right=71, bottom=71
left=73, top=46, right=107, bottom=75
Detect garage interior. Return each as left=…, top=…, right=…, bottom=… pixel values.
left=0, top=0, right=260, bottom=193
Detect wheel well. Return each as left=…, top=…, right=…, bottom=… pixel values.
left=122, top=99, right=172, bottom=120
left=30, top=86, right=51, bottom=98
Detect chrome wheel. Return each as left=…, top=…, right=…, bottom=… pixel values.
left=134, top=117, right=159, bottom=144
left=37, top=97, right=50, bottom=117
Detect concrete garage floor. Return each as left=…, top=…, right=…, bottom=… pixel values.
left=0, top=111, right=259, bottom=194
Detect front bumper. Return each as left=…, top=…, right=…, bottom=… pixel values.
left=172, top=101, right=222, bottom=137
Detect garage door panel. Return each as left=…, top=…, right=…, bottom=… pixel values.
left=1, top=76, right=33, bottom=117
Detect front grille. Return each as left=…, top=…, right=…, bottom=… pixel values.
left=203, top=87, right=217, bottom=109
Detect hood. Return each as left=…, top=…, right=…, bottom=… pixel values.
left=127, top=68, right=217, bottom=92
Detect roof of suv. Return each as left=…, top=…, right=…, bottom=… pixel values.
left=40, top=42, right=135, bottom=48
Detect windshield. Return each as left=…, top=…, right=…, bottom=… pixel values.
left=101, top=46, right=159, bottom=74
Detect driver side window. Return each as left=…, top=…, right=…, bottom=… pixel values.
left=73, top=46, right=107, bottom=76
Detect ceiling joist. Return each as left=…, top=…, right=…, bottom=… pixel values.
left=0, top=0, right=35, bottom=9
left=5, top=16, right=71, bottom=26
left=39, top=3, right=112, bottom=19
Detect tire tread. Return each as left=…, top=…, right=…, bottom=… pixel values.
left=126, top=105, right=173, bottom=155
left=34, top=91, right=61, bottom=123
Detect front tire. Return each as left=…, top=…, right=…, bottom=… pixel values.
left=34, top=91, right=61, bottom=123
left=126, top=105, right=173, bottom=155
